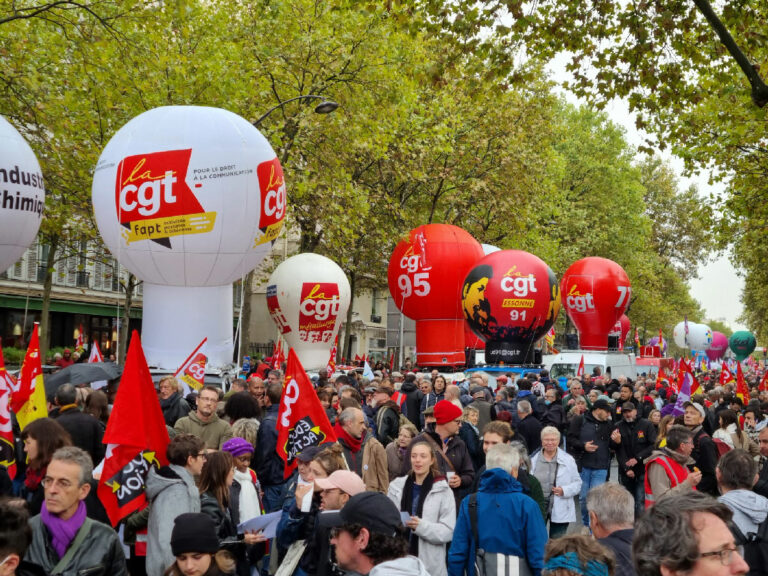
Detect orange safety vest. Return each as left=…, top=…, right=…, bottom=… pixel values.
left=644, top=454, right=691, bottom=508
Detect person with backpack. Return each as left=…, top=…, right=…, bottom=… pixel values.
left=683, top=401, right=720, bottom=496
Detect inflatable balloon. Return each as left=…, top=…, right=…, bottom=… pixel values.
left=688, top=323, right=713, bottom=350
left=0, top=116, right=45, bottom=273
left=388, top=224, right=483, bottom=366
left=647, top=336, right=667, bottom=354
left=706, top=331, right=728, bottom=361
left=462, top=250, right=560, bottom=364
left=729, top=330, right=756, bottom=362
left=560, top=257, right=631, bottom=350
left=266, top=253, right=350, bottom=370
left=482, top=244, right=500, bottom=255
left=92, top=106, right=285, bottom=368
left=672, top=321, right=689, bottom=348
left=609, top=314, right=631, bottom=345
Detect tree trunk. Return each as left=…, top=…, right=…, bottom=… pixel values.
left=118, top=273, right=137, bottom=364
left=342, top=272, right=357, bottom=362
left=39, top=234, right=59, bottom=362
left=239, top=271, right=254, bottom=365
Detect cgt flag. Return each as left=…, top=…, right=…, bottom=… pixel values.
left=174, top=338, right=207, bottom=395
left=720, top=362, right=735, bottom=386
left=736, top=362, right=750, bottom=404
left=98, top=331, right=169, bottom=526
left=759, top=369, right=768, bottom=392
left=11, top=323, right=48, bottom=430
left=327, top=334, right=338, bottom=375
left=277, top=348, right=336, bottom=479
left=0, top=347, right=16, bottom=479
left=576, top=355, right=585, bottom=379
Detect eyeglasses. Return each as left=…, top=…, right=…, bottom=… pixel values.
left=699, top=547, right=740, bottom=566
left=197, top=452, right=208, bottom=460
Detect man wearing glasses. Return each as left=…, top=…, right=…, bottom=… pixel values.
left=644, top=425, right=702, bottom=508
left=174, top=385, right=233, bottom=450
left=634, top=490, right=749, bottom=576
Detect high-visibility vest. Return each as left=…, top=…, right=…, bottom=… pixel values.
left=644, top=454, right=691, bottom=508
left=391, top=391, right=406, bottom=407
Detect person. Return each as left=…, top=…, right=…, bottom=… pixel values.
left=644, top=425, right=701, bottom=507
left=386, top=424, right=418, bottom=482
left=388, top=441, right=455, bottom=576
left=399, top=374, right=424, bottom=430
left=372, top=386, right=401, bottom=446
left=754, top=426, right=768, bottom=498
left=83, top=390, right=109, bottom=429
left=323, top=491, right=429, bottom=576
left=633, top=489, right=750, bottom=576
left=420, top=376, right=446, bottom=425
left=541, top=387, right=567, bottom=433
left=587, top=483, right=636, bottom=576
left=53, top=383, right=105, bottom=466
left=165, top=512, right=229, bottom=576
left=255, top=382, right=286, bottom=512
left=683, top=401, right=719, bottom=497
left=531, top=426, right=582, bottom=538
left=656, top=414, right=676, bottom=448
left=158, top=376, right=191, bottom=427
left=517, top=399, right=543, bottom=454
left=247, top=376, right=266, bottom=408
left=469, top=386, right=493, bottom=432
left=543, top=534, right=615, bottom=576
left=20, top=418, right=72, bottom=516
left=447, top=444, right=547, bottom=576
left=221, top=438, right=262, bottom=527
left=55, top=349, right=74, bottom=369
left=567, top=398, right=614, bottom=526
left=0, top=500, right=46, bottom=576
left=335, top=407, right=389, bottom=492
left=24, top=446, right=128, bottom=575
left=146, top=434, right=207, bottom=576
left=222, top=392, right=262, bottom=426
left=613, top=401, right=657, bottom=515
left=562, top=379, right=588, bottom=411
left=716, top=409, right=760, bottom=456
left=459, top=405, right=483, bottom=471
left=174, top=386, right=233, bottom=450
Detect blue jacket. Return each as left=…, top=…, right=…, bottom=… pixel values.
left=255, top=405, right=284, bottom=485
left=447, top=468, right=548, bottom=576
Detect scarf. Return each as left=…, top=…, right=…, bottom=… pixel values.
left=25, top=466, right=45, bottom=492
left=234, top=469, right=261, bottom=523
left=400, top=472, right=435, bottom=557
left=159, top=392, right=180, bottom=410
left=544, top=552, right=609, bottom=576
left=334, top=422, right=363, bottom=452
left=41, top=499, right=87, bottom=559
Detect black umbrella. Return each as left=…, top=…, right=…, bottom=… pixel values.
left=44, top=362, right=123, bottom=394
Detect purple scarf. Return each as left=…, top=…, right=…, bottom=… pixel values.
left=41, top=500, right=87, bottom=559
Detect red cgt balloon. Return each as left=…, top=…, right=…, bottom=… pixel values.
left=560, top=257, right=631, bottom=351
left=609, top=314, right=631, bottom=348
left=388, top=224, right=483, bottom=367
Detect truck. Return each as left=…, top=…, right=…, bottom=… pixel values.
left=543, top=350, right=637, bottom=388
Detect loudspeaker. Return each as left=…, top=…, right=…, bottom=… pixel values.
left=565, top=334, right=579, bottom=349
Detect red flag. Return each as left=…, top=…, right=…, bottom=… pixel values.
left=327, top=335, right=338, bottom=375
left=272, top=341, right=285, bottom=371
left=389, top=352, right=395, bottom=371
left=736, top=363, right=750, bottom=404
left=174, top=338, right=208, bottom=393
left=98, top=331, right=169, bottom=526
left=11, top=324, right=48, bottom=430
left=89, top=340, right=104, bottom=363
left=576, top=355, right=585, bottom=378
left=678, top=358, right=700, bottom=396
left=720, top=362, right=735, bottom=386
left=656, top=367, right=671, bottom=387
left=759, top=370, right=768, bottom=392
left=277, top=348, right=337, bottom=479
left=0, top=348, right=16, bottom=479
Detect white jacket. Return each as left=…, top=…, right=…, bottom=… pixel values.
left=530, top=448, right=582, bottom=524
left=388, top=476, right=456, bottom=576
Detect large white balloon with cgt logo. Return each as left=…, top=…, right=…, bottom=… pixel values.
left=0, top=116, right=46, bottom=273
left=92, top=106, right=286, bottom=369
left=266, top=253, right=351, bottom=370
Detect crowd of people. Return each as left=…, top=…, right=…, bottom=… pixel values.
left=1, top=359, right=767, bottom=576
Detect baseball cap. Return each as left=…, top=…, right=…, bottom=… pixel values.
left=373, top=385, right=393, bottom=396
left=317, top=491, right=403, bottom=536
left=621, top=401, right=636, bottom=413
left=683, top=401, right=706, bottom=419
left=470, top=386, right=486, bottom=397
left=591, top=399, right=611, bottom=413
left=314, top=470, right=366, bottom=497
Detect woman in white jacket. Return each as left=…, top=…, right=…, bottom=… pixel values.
left=530, top=425, right=582, bottom=538
left=388, top=441, right=456, bottom=576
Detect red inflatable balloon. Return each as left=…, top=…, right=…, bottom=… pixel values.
left=561, top=257, right=631, bottom=351
left=462, top=250, right=560, bottom=364
left=609, top=314, right=631, bottom=347
left=464, top=323, right=485, bottom=350
left=388, top=224, right=483, bottom=366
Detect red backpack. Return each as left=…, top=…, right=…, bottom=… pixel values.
left=712, top=437, right=732, bottom=460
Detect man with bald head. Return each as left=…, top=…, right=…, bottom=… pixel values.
left=334, top=407, right=389, bottom=492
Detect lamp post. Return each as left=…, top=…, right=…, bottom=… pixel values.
left=252, top=94, right=339, bottom=128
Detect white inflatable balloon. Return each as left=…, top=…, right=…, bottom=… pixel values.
left=688, top=323, right=713, bottom=350
left=267, top=253, right=351, bottom=370
left=481, top=244, right=500, bottom=255
left=673, top=321, right=688, bottom=348
left=0, top=116, right=45, bottom=272
left=92, top=106, right=285, bottom=368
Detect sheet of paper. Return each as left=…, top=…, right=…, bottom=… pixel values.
left=400, top=511, right=411, bottom=525
left=237, top=510, right=282, bottom=538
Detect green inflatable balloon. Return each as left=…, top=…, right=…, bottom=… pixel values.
left=729, top=330, right=756, bottom=361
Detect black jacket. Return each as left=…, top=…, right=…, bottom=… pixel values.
left=754, top=458, right=768, bottom=499
left=599, top=529, right=636, bottom=576
left=614, top=418, right=657, bottom=476
left=375, top=401, right=400, bottom=446
left=517, top=414, right=543, bottom=454
left=399, top=380, right=423, bottom=429
left=691, top=426, right=719, bottom=496
left=255, top=404, right=284, bottom=486
left=567, top=411, right=613, bottom=470
left=541, top=402, right=567, bottom=433
left=55, top=406, right=104, bottom=465
left=160, top=392, right=191, bottom=427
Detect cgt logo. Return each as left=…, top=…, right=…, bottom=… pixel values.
left=500, top=267, right=537, bottom=298
left=565, top=280, right=595, bottom=313
left=300, top=283, right=341, bottom=322
left=257, top=158, right=286, bottom=229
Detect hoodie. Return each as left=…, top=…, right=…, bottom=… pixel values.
left=718, top=489, right=768, bottom=537
left=400, top=380, right=424, bottom=429
left=369, top=555, right=431, bottom=576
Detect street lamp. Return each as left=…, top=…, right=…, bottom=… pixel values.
left=252, top=94, right=339, bottom=127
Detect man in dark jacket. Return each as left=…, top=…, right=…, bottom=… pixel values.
left=683, top=401, right=719, bottom=496
left=255, top=382, right=286, bottom=512
left=372, top=386, right=400, bottom=446
left=567, top=398, right=614, bottom=526
left=754, top=426, right=768, bottom=498
left=470, top=386, right=493, bottom=432
left=398, top=373, right=423, bottom=429
left=613, top=402, right=657, bottom=515
left=53, top=384, right=104, bottom=465
left=516, top=399, right=543, bottom=453
left=587, top=482, right=636, bottom=576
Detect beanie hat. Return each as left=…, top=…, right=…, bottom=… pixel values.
left=434, top=400, right=463, bottom=425
left=171, top=513, right=219, bottom=556
left=221, top=437, right=254, bottom=458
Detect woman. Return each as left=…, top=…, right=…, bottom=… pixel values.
left=221, top=438, right=262, bottom=525
left=21, top=418, right=72, bottom=515
left=530, top=426, right=582, bottom=538
left=84, top=389, right=109, bottom=429
left=388, top=441, right=455, bottom=576
left=420, top=375, right=447, bottom=415
left=165, top=512, right=233, bottom=576
left=159, top=376, right=191, bottom=427
left=567, top=397, right=588, bottom=422
left=386, top=424, right=418, bottom=481
left=223, top=392, right=262, bottom=425
left=656, top=415, right=676, bottom=448
left=459, top=405, right=483, bottom=471
left=743, top=406, right=765, bottom=444
left=542, top=387, right=567, bottom=434
left=647, top=409, right=661, bottom=430
left=543, top=533, right=615, bottom=576
left=716, top=409, right=760, bottom=456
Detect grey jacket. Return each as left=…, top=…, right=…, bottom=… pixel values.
left=718, top=489, right=768, bottom=537
left=369, top=555, right=431, bottom=576
left=25, top=515, right=128, bottom=576
left=146, top=464, right=201, bottom=576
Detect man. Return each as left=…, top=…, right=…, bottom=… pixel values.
left=402, top=400, right=474, bottom=503
left=644, top=425, right=702, bottom=507
left=25, top=447, right=127, bottom=576
left=0, top=500, right=44, bottom=576
left=587, top=482, right=636, bottom=576
left=255, top=382, right=286, bottom=512
left=55, top=349, right=74, bottom=369
left=316, top=368, right=330, bottom=390
left=448, top=444, right=548, bottom=576
left=633, top=489, right=749, bottom=576
left=613, top=401, right=657, bottom=515
left=567, top=398, right=614, bottom=526
left=267, top=369, right=284, bottom=387
left=398, top=373, right=423, bottom=430
left=562, top=379, right=588, bottom=411
left=372, top=386, right=400, bottom=446
left=324, top=491, right=428, bottom=576
left=174, top=385, right=233, bottom=449
left=612, top=384, right=638, bottom=421
left=470, top=386, right=493, bottom=432
left=157, top=376, right=190, bottom=427
left=247, top=375, right=266, bottom=408
left=335, top=407, right=389, bottom=492
left=516, top=399, right=543, bottom=453
left=683, top=401, right=719, bottom=496
left=754, top=427, right=768, bottom=498
left=146, top=434, right=206, bottom=576
left=53, top=384, right=104, bottom=465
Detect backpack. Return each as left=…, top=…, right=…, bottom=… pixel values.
left=713, top=438, right=732, bottom=459
left=731, top=516, right=768, bottom=576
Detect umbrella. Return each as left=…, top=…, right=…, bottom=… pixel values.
left=44, top=362, right=123, bottom=394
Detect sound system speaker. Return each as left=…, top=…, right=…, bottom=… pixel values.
left=565, top=334, right=579, bottom=349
